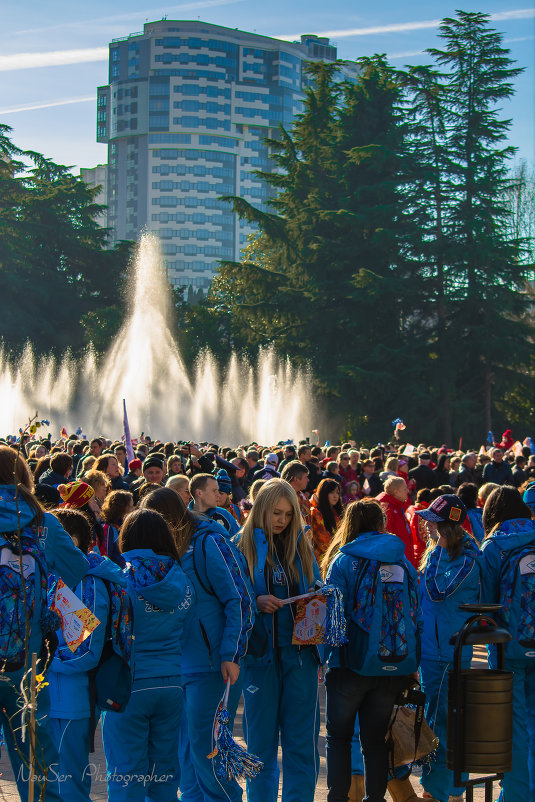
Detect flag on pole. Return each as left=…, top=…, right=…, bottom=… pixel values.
left=392, top=418, right=406, bottom=431
left=123, top=399, right=135, bottom=464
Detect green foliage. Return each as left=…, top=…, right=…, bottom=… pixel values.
left=0, top=125, right=133, bottom=356
left=179, top=11, right=534, bottom=444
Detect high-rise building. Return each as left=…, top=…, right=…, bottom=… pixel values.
left=79, top=164, right=108, bottom=228
left=97, top=21, right=356, bottom=291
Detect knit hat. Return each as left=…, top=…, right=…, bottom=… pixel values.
left=265, top=453, right=279, bottom=466
left=523, top=482, right=535, bottom=512
left=416, top=494, right=467, bottom=525
left=129, top=458, right=142, bottom=471
left=143, top=455, right=164, bottom=472
left=58, top=481, right=94, bottom=509
left=216, top=469, right=232, bottom=495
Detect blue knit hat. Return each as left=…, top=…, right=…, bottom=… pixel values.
left=523, top=481, right=535, bottom=512
left=216, top=469, right=232, bottom=495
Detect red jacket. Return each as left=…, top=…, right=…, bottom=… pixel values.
left=376, top=491, right=417, bottom=567
left=406, top=501, right=429, bottom=567
left=339, top=464, right=360, bottom=491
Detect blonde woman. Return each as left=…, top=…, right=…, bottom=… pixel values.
left=236, top=478, right=321, bottom=802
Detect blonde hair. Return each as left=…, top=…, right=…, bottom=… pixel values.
left=249, top=479, right=267, bottom=501
left=384, top=475, right=406, bottom=494
left=478, top=482, right=499, bottom=505
left=82, top=469, right=109, bottom=491
left=166, top=475, right=189, bottom=491
left=238, top=478, right=315, bottom=584
left=385, top=457, right=399, bottom=472
left=321, top=499, right=385, bottom=578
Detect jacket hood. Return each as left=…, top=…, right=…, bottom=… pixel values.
left=0, top=485, right=36, bottom=532
left=122, top=548, right=184, bottom=610
left=376, top=491, right=407, bottom=510
left=482, top=517, right=535, bottom=553
left=86, top=551, right=127, bottom=586
left=340, top=531, right=406, bottom=562
left=191, top=513, right=229, bottom=540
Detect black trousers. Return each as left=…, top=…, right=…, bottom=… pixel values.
left=325, top=667, right=409, bottom=802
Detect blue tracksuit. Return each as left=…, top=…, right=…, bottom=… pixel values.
left=179, top=518, right=255, bottom=802
left=102, top=548, right=194, bottom=802
left=189, top=500, right=240, bottom=538
left=467, top=508, right=484, bottom=545
left=48, top=553, right=125, bottom=802
left=0, top=485, right=88, bottom=802
left=419, top=536, right=482, bottom=802
left=239, top=527, right=321, bottom=802
left=481, top=518, right=535, bottom=801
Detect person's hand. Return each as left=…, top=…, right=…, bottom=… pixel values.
left=189, top=444, right=202, bottom=458
left=221, top=661, right=240, bottom=685
left=256, top=594, right=284, bottom=613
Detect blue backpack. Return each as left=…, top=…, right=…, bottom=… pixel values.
left=345, top=558, right=420, bottom=675
left=499, top=544, right=535, bottom=661
left=0, top=524, right=48, bottom=672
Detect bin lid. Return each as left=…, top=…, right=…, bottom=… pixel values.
left=449, top=625, right=513, bottom=646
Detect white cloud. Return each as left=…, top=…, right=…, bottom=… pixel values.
left=13, top=0, right=245, bottom=36
left=0, top=48, right=108, bottom=72
left=0, top=96, right=95, bottom=115
left=278, top=7, right=535, bottom=41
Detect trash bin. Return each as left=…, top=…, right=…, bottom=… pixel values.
left=447, top=604, right=513, bottom=802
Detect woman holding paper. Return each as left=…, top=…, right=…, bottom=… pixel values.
left=236, top=478, right=322, bottom=802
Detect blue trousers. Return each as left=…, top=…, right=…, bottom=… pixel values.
left=243, top=646, right=320, bottom=802
left=102, top=675, right=183, bottom=802
left=496, top=659, right=535, bottom=801
left=419, top=660, right=466, bottom=802
left=49, top=717, right=92, bottom=802
left=0, top=673, right=61, bottom=802
left=178, top=670, right=243, bottom=802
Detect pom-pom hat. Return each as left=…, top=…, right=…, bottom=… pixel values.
left=58, top=481, right=94, bottom=509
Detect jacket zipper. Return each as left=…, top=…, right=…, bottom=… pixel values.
left=199, top=620, right=213, bottom=667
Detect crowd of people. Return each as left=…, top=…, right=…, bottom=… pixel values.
left=0, top=427, right=534, bottom=802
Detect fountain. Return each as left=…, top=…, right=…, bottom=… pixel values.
left=0, top=235, right=313, bottom=444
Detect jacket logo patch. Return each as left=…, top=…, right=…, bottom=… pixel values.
left=379, top=564, right=404, bottom=584
left=520, top=555, right=535, bottom=575
left=246, top=684, right=259, bottom=694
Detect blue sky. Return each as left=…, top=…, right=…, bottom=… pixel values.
left=1, top=0, right=533, bottom=172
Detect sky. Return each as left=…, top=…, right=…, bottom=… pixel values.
left=1, top=0, right=533, bottom=173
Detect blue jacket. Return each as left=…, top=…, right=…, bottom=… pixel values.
left=481, top=517, right=535, bottom=663
left=325, top=531, right=422, bottom=669
left=38, top=469, right=69, bottom=489
left=467, top=508, right=484, bottom=545
left=420, top=536, right=482, bottom=664
left=123, top=548, right=194, bottom=680
left=236, top=527, right=321, bottom=665
left=181, top=518, right=254, bottom=674
left=188, top=501, right=240, bottom=538
left=48, top=554, right=125, bottom=719
left=0, top=487, right=88, bottom=589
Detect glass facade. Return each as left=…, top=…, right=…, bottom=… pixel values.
left=98, top=22, right=350, bottom=292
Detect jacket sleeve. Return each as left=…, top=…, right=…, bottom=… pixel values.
left=51, top=576, right=109, bottom=673
left=203, top=533, right=254, bottom=664
left=480, top=540, right=501, bottom=604
left=325, top=555, right=350, bottom=616
left=41, top=512, right=88, bottom=587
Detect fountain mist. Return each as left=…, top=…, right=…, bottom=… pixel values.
left=0, top=235, right=312, bottom=444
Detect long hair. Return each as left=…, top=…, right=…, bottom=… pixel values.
left=140, top=486, right=196, bottom=557
left=418, top=520, right=473, bottom=571
left=0, top=445, right=43, bottom=525
left=321, top=499, right=385, bottom=578
left=316, top=478, right=343, bottom=534
left=238, top=478, right=315, bottom=584
left=482, top=485, right=532, bottom=537
left=119, top=508, right=180, bottom=561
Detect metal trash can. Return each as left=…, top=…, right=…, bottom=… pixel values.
left=447, top=604, right=513, bottom=802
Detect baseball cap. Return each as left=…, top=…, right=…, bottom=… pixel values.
left=416, top=494, right=467, bottom=524
left=265, top=453, right=279, bottom=466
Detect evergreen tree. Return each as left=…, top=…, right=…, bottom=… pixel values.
left=0, top=127, right=133, bottom=355
left=427, top=11, right=532, bottom=437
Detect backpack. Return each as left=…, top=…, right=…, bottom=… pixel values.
left=192, top=532, right=267, bottom=659
left=345, top=558, right=420, bottom=675
left=0, top=524, right=48, bottom=672
left=498, top=544, right=535, bottom=661
left=88, top=578, right=134, bottom=751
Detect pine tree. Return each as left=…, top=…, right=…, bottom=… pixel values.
left=427, top=11, right=532, bottom=437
